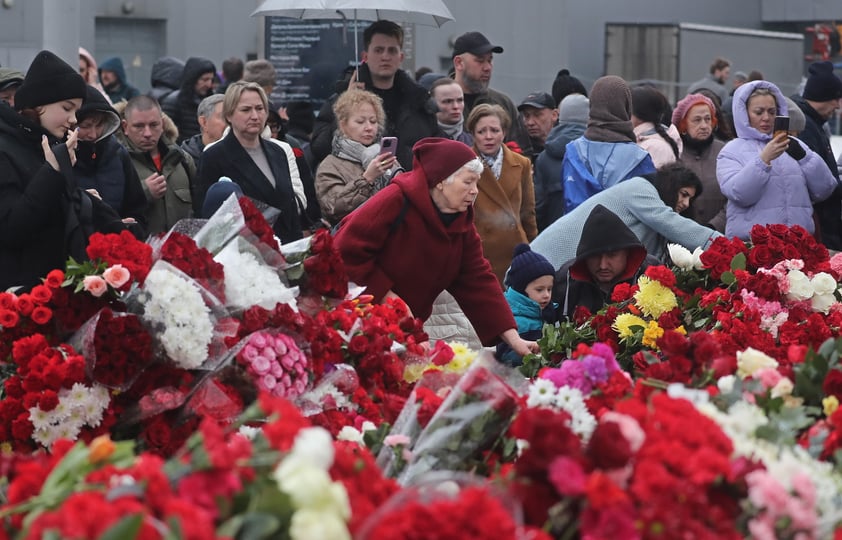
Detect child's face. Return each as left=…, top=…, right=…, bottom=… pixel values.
left=525, top=275, right=554, bottom=310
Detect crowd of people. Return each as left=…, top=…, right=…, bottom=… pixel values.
left=1, top=24, right=842, bottom=364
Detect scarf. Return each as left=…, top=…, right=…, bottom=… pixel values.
left=480, top=147, right=504, bottom=179
left=331, top=132, right=398, bottom=191
left=438, top=118, right=465, bottom=140
left=680, top=132, right=714, bottom=153
left=583, top=75, right=636, bottom=143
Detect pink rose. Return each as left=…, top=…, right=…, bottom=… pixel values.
left=261, top=374, right=277, bottom=390
left=384, top=434, right=411, bottom=447
left=251, top=355, right=271, bottom=375
left=83, top=275, right=108, bottom=297
left=102, top=264, right=130, bottom=288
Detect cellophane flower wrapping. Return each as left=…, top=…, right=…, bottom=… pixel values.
left=355, top=471, right=524, bottom=540
left=377, top=369, right=462, bottom=479
left=232, top=329, right=311, bottom=400
left=67, top=307, right=153, bottom=391
left=398, top=353, right=527, bottom=485
left=296, top=364, right=360, bottom=417
left=214, top=235, right=298, bottom=311
left=127, top=260, right=227, bottom=371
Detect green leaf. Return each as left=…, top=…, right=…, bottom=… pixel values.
left=730, top=252, right=746, bottom=271
left=98, top=514, right=144, bottom=540
left=720, top=271, right=736, bottom=285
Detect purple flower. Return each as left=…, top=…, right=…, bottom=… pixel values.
left=581, top=354, right=608, bottom=384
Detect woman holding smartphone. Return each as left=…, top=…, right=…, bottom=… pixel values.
left=716, top=80, right=836, bottom=240
left=315, top=88, right=402, bottom=225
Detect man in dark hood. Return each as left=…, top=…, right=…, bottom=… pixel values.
left=553, top=204, right=657, bottom=320
left=161, top=56, right=216, bottom=144
left=98, top=56, right=141, bottom=104
left=74, top=85, right=148, bottom=237
left=148, top=56, right=185, bottom=103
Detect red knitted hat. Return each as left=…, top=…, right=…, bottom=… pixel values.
left=412, top=137, right=479, bottom=188
left=672, top=93, right=717, bottom=134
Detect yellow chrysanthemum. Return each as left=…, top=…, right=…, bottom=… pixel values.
left=443, top=342, right=477, bottom=374
left=824, top=395, right=839, bottom=417
left=403, top=362, right=438, bottom=383
left=633, top=276, right=678, bottom=319
left=674, top=325, right=687, bottom=335
left=612, top=313, right=647, bottom=338
left=642, top=321, right=664, bottom=349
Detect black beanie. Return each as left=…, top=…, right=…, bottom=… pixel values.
left=551, top=69, right=588, bottom=107
left=506, top=243, right=555, bottom=294
left=802, top=61, right=842, bottom=103
left=15, top=50, right=87, bottom=111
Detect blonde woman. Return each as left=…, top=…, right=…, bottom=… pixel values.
left=467, top=103, right=538, bottom=284
left=315, top=88, right=401, bottom=225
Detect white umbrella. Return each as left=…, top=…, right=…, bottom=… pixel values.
left=251, top=0, right=454, bottom=63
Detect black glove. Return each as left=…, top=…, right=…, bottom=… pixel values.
left=785, top=137, right=807, bottom=161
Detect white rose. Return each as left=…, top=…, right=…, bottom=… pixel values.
left=692, top=247, right=705, bottom=270
left=289, top=508, right=351, bottom=540
left=667, top=244, right=694, bottom=270
left=771, top=377, right=794, bottom=399
left=274, top=460, right=351, bottom=517
left=717, top=375, right=736, bottom=394
left=336, top=426, right=364, bottom=445
left=737, top=347, right=778, bottom=378
left=786, top=270, right=813, bottom=302
left=811, top=293, right=837, bottom=314
left=291, top=427, right=334, bottom=470
left=811, top=272, right=838, bottom=296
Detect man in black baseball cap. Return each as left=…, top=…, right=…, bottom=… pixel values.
left=517, top=91, right=558, bottom=158
left=451, top=31, right=532, bottom=158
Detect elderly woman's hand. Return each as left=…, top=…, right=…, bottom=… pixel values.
left=500, top=329, right=540, bottom=357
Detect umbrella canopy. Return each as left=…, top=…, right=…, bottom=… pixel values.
left=251, top=0, right=454, bottom=28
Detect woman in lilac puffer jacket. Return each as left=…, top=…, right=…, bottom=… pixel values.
left=716, top=80, right=837, bottom=240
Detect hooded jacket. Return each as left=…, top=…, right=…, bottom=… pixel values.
left=791, top=94, right=842, bottom=250
left=534, top=121, right=585, bottom=231
left=531, top=176, right=721, bottom=269
left=311, top=63, right=438, bottom=170
left=717, top=80, right=837, bottom=240
left=161, top=57, right=216, bottom=144
left=74, top=86, right=147, bottom=232
left=98, top=57, right=140, bottom=104
left=333, top=146, right=517, bottom=346
left=149, top=56, right=185, bottom=103
left=552, top=204, right=654, bottom=320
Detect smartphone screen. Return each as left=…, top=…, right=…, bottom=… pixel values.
left=381, top=137, right=398, bottom=156
left=773, top=116, right=789, bottom=138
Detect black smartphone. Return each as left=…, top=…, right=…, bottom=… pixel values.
left=773, top=116, right=789, bottom=138
left=381, top=137, right=398, bottom=156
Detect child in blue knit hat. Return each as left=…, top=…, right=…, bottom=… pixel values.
left=496, top=243, right=558, bottom=366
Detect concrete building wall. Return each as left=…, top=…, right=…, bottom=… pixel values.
left=0, top=0, right=837, bottom=104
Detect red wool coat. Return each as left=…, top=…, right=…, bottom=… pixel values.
left=333, top=167, right=516, bottom=346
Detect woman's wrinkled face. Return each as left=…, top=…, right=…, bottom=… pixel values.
left=684, top=104, right=713, bottom=140
left=432, top=166, right=480, bottom=214
left=228, top=89, right=267, bottom=139
left=746, top=94, right=777, bottom=135
left=37, top=99, right=82, bottom=139
left=339, top=102, right=378, bottom=146
left=77, top=114, right=107, bottom=142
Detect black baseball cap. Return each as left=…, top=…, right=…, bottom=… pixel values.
left=518, top=92, right=555, bottom=111
left=452, top=32, right=504, bottom=59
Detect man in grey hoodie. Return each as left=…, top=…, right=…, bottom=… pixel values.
left=533, top=93, right=588, bottom=231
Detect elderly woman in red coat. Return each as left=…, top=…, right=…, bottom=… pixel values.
left=333, top=137, right=539, bottom=356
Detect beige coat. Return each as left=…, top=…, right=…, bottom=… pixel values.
left=315, top=155, right=377, bottom=225
left=473, top=145, right=538, bottom=285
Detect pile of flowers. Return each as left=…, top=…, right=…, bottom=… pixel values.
left=7, top=209, right=842, bottom=539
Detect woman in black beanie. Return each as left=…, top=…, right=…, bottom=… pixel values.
left=0, top=50, right=91, bottom=290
